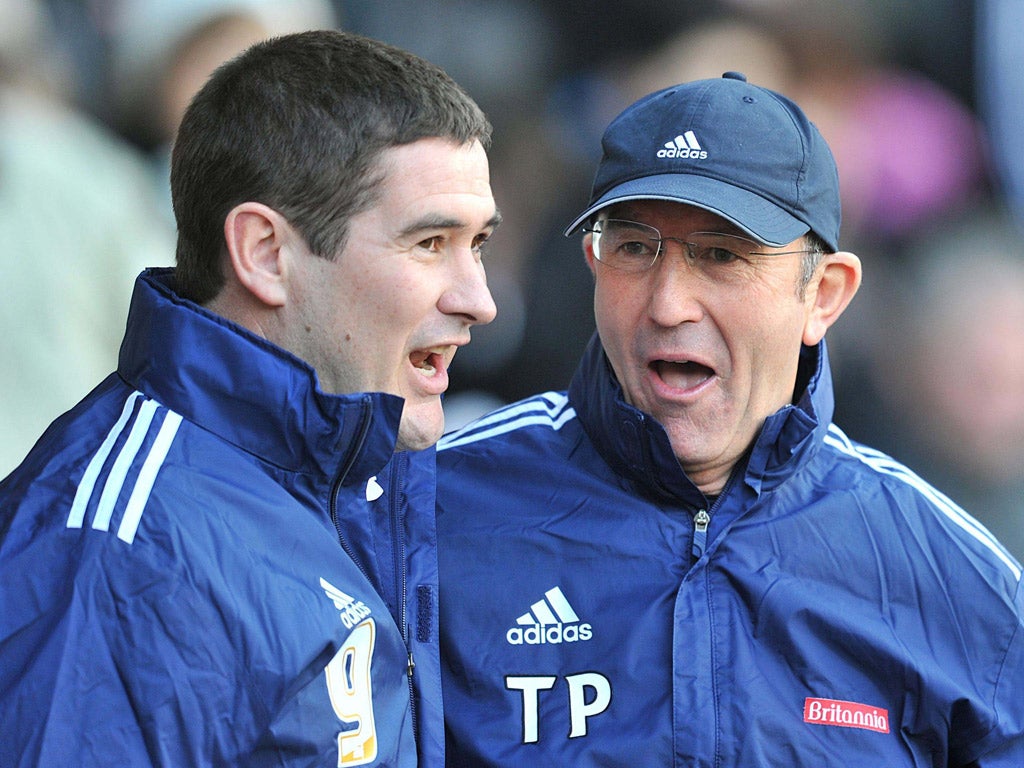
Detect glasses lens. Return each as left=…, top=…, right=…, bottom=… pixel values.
left=685, top=232, right=769, bottom=284
left=593, top=220, right=661, bottom=271
left=686, top=233, right=752, bottom=265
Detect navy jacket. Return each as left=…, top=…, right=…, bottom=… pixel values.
left=0, top=269, right=443, bottom=766
left=436, top=334, right=1024, bottom=766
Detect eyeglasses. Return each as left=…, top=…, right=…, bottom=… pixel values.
left=583, top=219, right=814, bottom=284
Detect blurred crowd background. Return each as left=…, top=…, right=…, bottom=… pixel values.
left=2, top=0, right=1022, bottom=557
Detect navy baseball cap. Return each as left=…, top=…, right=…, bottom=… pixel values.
left=564, top=72, right=841, bottom=251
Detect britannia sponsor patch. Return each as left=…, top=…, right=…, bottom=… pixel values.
left=803, top=697, right=890, bottom=734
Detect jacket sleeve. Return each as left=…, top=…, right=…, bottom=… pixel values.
left=959, top=578, right=1024, bottom=767
left=0, top=542, right=267, bottom=766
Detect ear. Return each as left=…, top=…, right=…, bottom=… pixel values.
left=802, top=251, right=862, bottom=346
left=222, top=202, right=291, bottom=308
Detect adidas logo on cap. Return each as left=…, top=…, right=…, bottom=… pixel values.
left=656, top=130, right=707, bottom=159
left=505, top=586, right=593, bottom=645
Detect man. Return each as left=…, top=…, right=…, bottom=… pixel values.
left=435, top=72, right=1024, bottom=766
left=0, top=30, right=497, bottom=766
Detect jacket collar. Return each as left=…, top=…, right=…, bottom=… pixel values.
left=569, top=333, right=834, bottom=502
left=117, top=268, right=404, bottom=486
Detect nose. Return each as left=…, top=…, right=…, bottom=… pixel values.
left=439, top=249, right=498, bottom=326
left=646, top=242, right=705, bottom=327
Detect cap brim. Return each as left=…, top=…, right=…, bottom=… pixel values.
left=563, top=174, right=811, bottom=246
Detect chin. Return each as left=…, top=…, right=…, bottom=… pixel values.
left=396, top=406, right=445, bottom=452
left=395, top=432, right=440, bottom=453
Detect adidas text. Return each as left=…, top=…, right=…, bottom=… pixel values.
left=338, top=600, right=372, bottom=629
left=506, top=622, right=593, bottom=645
left=656, top=146, right=707, bottom=159
left=320, top=577, right=373, bottom=630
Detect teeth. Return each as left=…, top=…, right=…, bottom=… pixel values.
left=412, top=347, right=448, bottom=374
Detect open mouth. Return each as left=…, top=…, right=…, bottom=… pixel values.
left=410, top=348, right=447, bottom=378
left=652, top=359, right=715, bottom=391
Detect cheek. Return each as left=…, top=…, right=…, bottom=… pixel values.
left=736, top=304, right=807, bottom=406
left=593, top=269, right=647, bottom=314
left=347, top=269, right=417, bottom=328
left=322, top=284, right=396, bottom=366
left=592, top=279, right=640, bottom=346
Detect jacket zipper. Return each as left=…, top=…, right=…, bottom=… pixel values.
left=690, top=470, right=741, bottom=563
left=691, top=509, right=711, bottom=561
left=329, top=400, right=373, bottom=584
left=388, top=454, right=417, bottom=739
left=328, top=403, right=418, bottom=741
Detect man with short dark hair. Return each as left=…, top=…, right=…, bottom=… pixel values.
left=435, top=73, right=1024, bottom=766
left=0, top=30, right=497, bottom=766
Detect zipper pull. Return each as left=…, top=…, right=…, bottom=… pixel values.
left=691, top=509, right=710, bottom=561
left=407, top=651, right=416, bottom=678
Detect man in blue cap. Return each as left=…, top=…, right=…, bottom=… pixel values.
left=434, top=73, right=1024, bottom=766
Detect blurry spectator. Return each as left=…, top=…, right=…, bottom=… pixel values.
left=702, top=2, right=992, bottom=453
left=868, top=208, right=1024, bottom=559
left=106, top=0, right=339, bottom=220
left=976, top=0, right=1024, bottom=236
left=0, top=0, right=173, bottom=476
left=716, top=0, right=989, bottom=253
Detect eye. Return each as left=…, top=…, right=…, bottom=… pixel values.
left=471, top=232, right=491, bottom=258
left=601, top=232, right=658, bottom=261
left=701, top=245, right=741, bottom=264
left=598, top=222, right=659, bottom=260
left=618, top=238, right=656, bottom=258
left=688, top=233, right=760, bottom=267
left=418, top=235, right=444, bottom=253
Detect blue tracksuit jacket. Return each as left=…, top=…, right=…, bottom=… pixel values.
left=435, top=334, right=1024, bottom=766
left=0, top=269, right=444, bottom=766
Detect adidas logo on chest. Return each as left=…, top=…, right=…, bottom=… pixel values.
left=505, top=586, right=593, bottom=645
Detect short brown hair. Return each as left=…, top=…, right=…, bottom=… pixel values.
left=171, top=30, right=492, bottom=304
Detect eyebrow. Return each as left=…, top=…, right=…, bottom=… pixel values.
left=397, top=210, right=503, bottom=240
